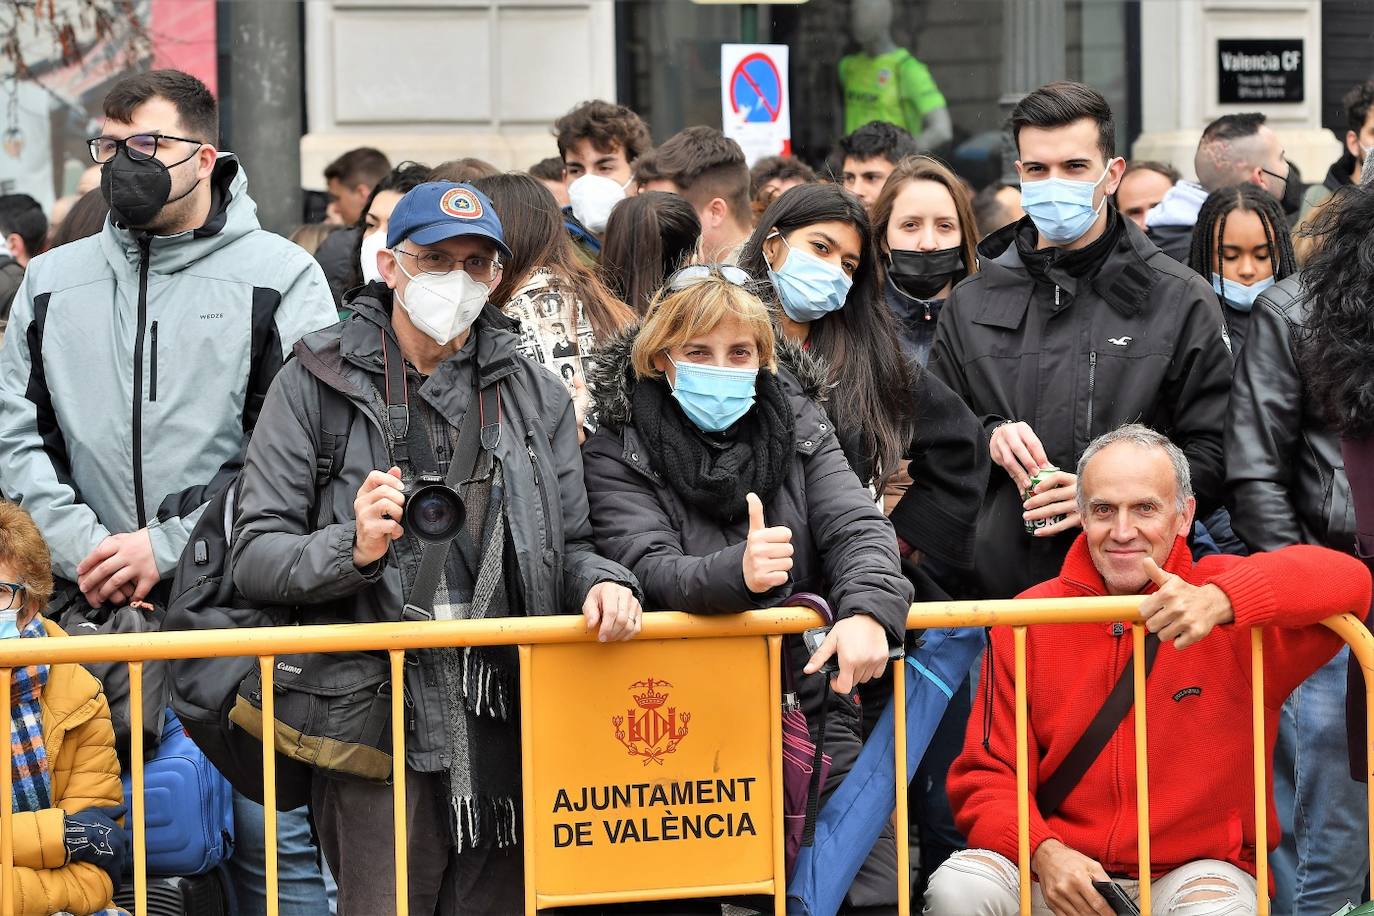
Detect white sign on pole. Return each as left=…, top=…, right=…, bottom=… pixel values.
left=720, top=44, right=791, bottom=166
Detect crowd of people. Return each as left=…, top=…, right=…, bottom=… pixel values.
left=0, top=64, right=1372, bottom=916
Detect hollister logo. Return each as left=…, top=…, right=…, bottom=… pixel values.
left=612, top=677, right=690, bottom=766
left=440, top=187, right=483, bottom=220
left=1173, top=686, right=1202, bottom=702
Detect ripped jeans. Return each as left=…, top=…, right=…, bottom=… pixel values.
left=924, top=848, right=1257, bottom=915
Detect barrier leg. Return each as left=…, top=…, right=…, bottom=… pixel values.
left=1013, top=626, right=1030, bottom=916
left=1251, top=630, right=1268, bottom=916
left=893, top=656, right=909, bottom=916
left=259, top=656, right=279, bottom=916
left=769, top=636, right=786, bottom=916
left=1131, top=628, right=1150, bottom=916
left=390, top=650, right=409, bottom=916
left=129, top=661, right=148, bottom=916
left=1, top=669, right=11, bottom=916
left=519, top=645, right=537, bottom=916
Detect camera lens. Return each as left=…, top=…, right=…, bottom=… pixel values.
left=403, top=483, right=466, bottom=544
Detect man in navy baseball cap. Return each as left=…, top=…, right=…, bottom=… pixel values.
left=374, top=181, right=510, bottom=352
left=232, top=182, right=644, bottom=913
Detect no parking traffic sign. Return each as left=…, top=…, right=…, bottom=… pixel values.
left=721, top=44, right=792, bottom=165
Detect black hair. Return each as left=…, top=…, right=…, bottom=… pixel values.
left=1345, top=81, right=1374, bottom=136
left=1123, top=160, right=1181, bottom=185
left=323, top=147, right=391, bottom=188
left=599, top=191, right=701, bottom=316
left=346, top=161, right=432, bottom=290
left=528, top=157, right=565, bottom=182
left=1201, top=112, right=1266, bottom=145
left=103, top=69, right=218, bottom=145
left=1188, top=184, right=1295, bottom=288
left=1011, top=80, right=1115, bottom=160
left=838, top=121, right=918, bottom=166
left=554, top=100, right=653, bottom=163
left=737, top=183, right=917, bottom=486
left=0, top=194, right=47, bottom=257
left=749, top=155, right=817, bottom=198
left=49, top=189, right=109, bottom=249
left=1301, top=183, right=1374, bottom=437
left=971, top=182, right=1018, bottom=239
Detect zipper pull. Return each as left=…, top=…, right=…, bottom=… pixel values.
left=526, top=443, right=541, bottom=484
left=1111, top=622, right=1125, bottom=637
left=1054, top=285, right=1061, bottom=307
left=923, top=301, right=932, bottom=321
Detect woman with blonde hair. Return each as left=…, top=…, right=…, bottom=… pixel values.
left=582, top=270, right=913, bottom=906
left=0, top=501, right=127, bottom=916
left=870, top=155, right=979, bottom=366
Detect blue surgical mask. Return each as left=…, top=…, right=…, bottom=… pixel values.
left=668, top=359, right=758, bottom=433
left=766, top=234, right=853, bottom=322
left=1020, top=161, right=1118, bottom=245
left=1212, top=273, right=1275, bottom=312
left=0, top=609, right=18, bottom=640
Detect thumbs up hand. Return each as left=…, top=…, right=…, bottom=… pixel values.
left=743, top=492, right=794, bottom=594
left=1137, top=556, right=1234, bottom=649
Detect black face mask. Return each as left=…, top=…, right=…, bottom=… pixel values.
left=888, top=246, right=966, bottom=300
left=1279, top=160, right=1303, bottom=217
left=100, top=146, right=201, bottom=229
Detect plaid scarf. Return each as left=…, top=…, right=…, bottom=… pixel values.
left=10, top=615, right=50, bottom=814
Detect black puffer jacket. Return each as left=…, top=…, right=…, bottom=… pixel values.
left=929, top=212, right=1234, bottom=598
left=582, top=331, right=912, bottom=907
left=1225, top=275, right=1355, bottom=553
left=231, top=285, right=637, bottom=769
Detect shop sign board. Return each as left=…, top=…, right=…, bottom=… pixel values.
left=1218, top=39, right=1304, bottom=104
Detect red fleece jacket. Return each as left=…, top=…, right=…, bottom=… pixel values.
left=948, top=535, right=1372, bottom=879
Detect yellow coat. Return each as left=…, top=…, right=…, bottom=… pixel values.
left=9, top=618, right=124, bottom=916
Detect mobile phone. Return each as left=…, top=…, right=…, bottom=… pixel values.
left=1091, top=880, right=1141, bottom=916
left=801, top=626, right=840, bottom=676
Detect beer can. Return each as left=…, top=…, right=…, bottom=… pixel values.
left=1023, top=465, right=1066, bottom=535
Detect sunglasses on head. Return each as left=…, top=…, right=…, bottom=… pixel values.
left=664, top=264, right=753, bottom=293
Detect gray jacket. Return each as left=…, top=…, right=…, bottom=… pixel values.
left=0, top=155, right=337, bottom=579
left=1225, top=274, right=1355, bottom=553
left=230, top=285, right=637, bottom=769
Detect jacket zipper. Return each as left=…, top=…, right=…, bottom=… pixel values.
left=526, top=438, right=555, bottom=550
left=1054, top=285, right=1061, bottom=308
left=149, top=321, right=159, bottom=402
left=132, top=237, right=151, bottom=528
left=1086, top=350, right=1097, bottom=441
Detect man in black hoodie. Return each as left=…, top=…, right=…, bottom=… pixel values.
left=929, top=81, right=1233, bottom=599
left=1301, top=80, right=1374, bottom=219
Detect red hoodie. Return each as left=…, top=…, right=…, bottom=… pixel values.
left=948, top=534, right=1372, bottom=879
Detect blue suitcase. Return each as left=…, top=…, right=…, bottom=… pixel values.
left=121, top=709, right=235, bottom=876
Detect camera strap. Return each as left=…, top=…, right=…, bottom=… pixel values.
left=380, top=329, right=503, bottom=618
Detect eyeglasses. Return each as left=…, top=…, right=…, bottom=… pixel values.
left=87, top=133, right=204, bottom=164
left=665, top=264, right=753, bottom=293
left=0, top=581, right=26, bottom=612
left=394, top=247, right=502, bottom=283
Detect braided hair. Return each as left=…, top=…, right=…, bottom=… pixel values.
left=1188, top=183, right=1296, bottom=287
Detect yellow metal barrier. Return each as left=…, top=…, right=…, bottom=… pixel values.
left=0, top=598, right=1367, bottom=916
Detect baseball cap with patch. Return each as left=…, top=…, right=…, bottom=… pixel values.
left=385, top=181, right=512, bottom=259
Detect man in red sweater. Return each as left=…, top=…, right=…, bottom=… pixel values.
left=924, top=425, right=1372, bottom=916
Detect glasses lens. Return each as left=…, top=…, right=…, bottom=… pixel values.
left=720, top=266, right=751, bottom=287
left=0, top=584, right=20, bottom=611
left=126, top=134, right=161, bottom=160
left=462, top=257, right=496, bottom=281
left=668, top=265, right=712, bottom=291
left=88, top=138, right=117, bottom=163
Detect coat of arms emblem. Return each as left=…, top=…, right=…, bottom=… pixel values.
left=612, top=677, right=690, bottom=766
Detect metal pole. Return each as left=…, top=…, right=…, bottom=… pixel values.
left=226, top=0, right=304, bottom=235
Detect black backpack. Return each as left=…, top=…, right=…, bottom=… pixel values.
left=163, top=380, right=353, bottom=810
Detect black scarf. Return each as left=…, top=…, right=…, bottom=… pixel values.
left=632, top=370, right=795, bottom=524
left=1017, top=206, right=1124, bottom=286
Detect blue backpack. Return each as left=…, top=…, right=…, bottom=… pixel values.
left=121, top=709, right=235, bottom=876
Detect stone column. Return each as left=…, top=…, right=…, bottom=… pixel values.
left=226, top=0, right=303, bottom=236
left=998, top=0, right=1067, bottom=182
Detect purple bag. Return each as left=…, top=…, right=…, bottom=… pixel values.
left=782, top=593, right=834, bottom=879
